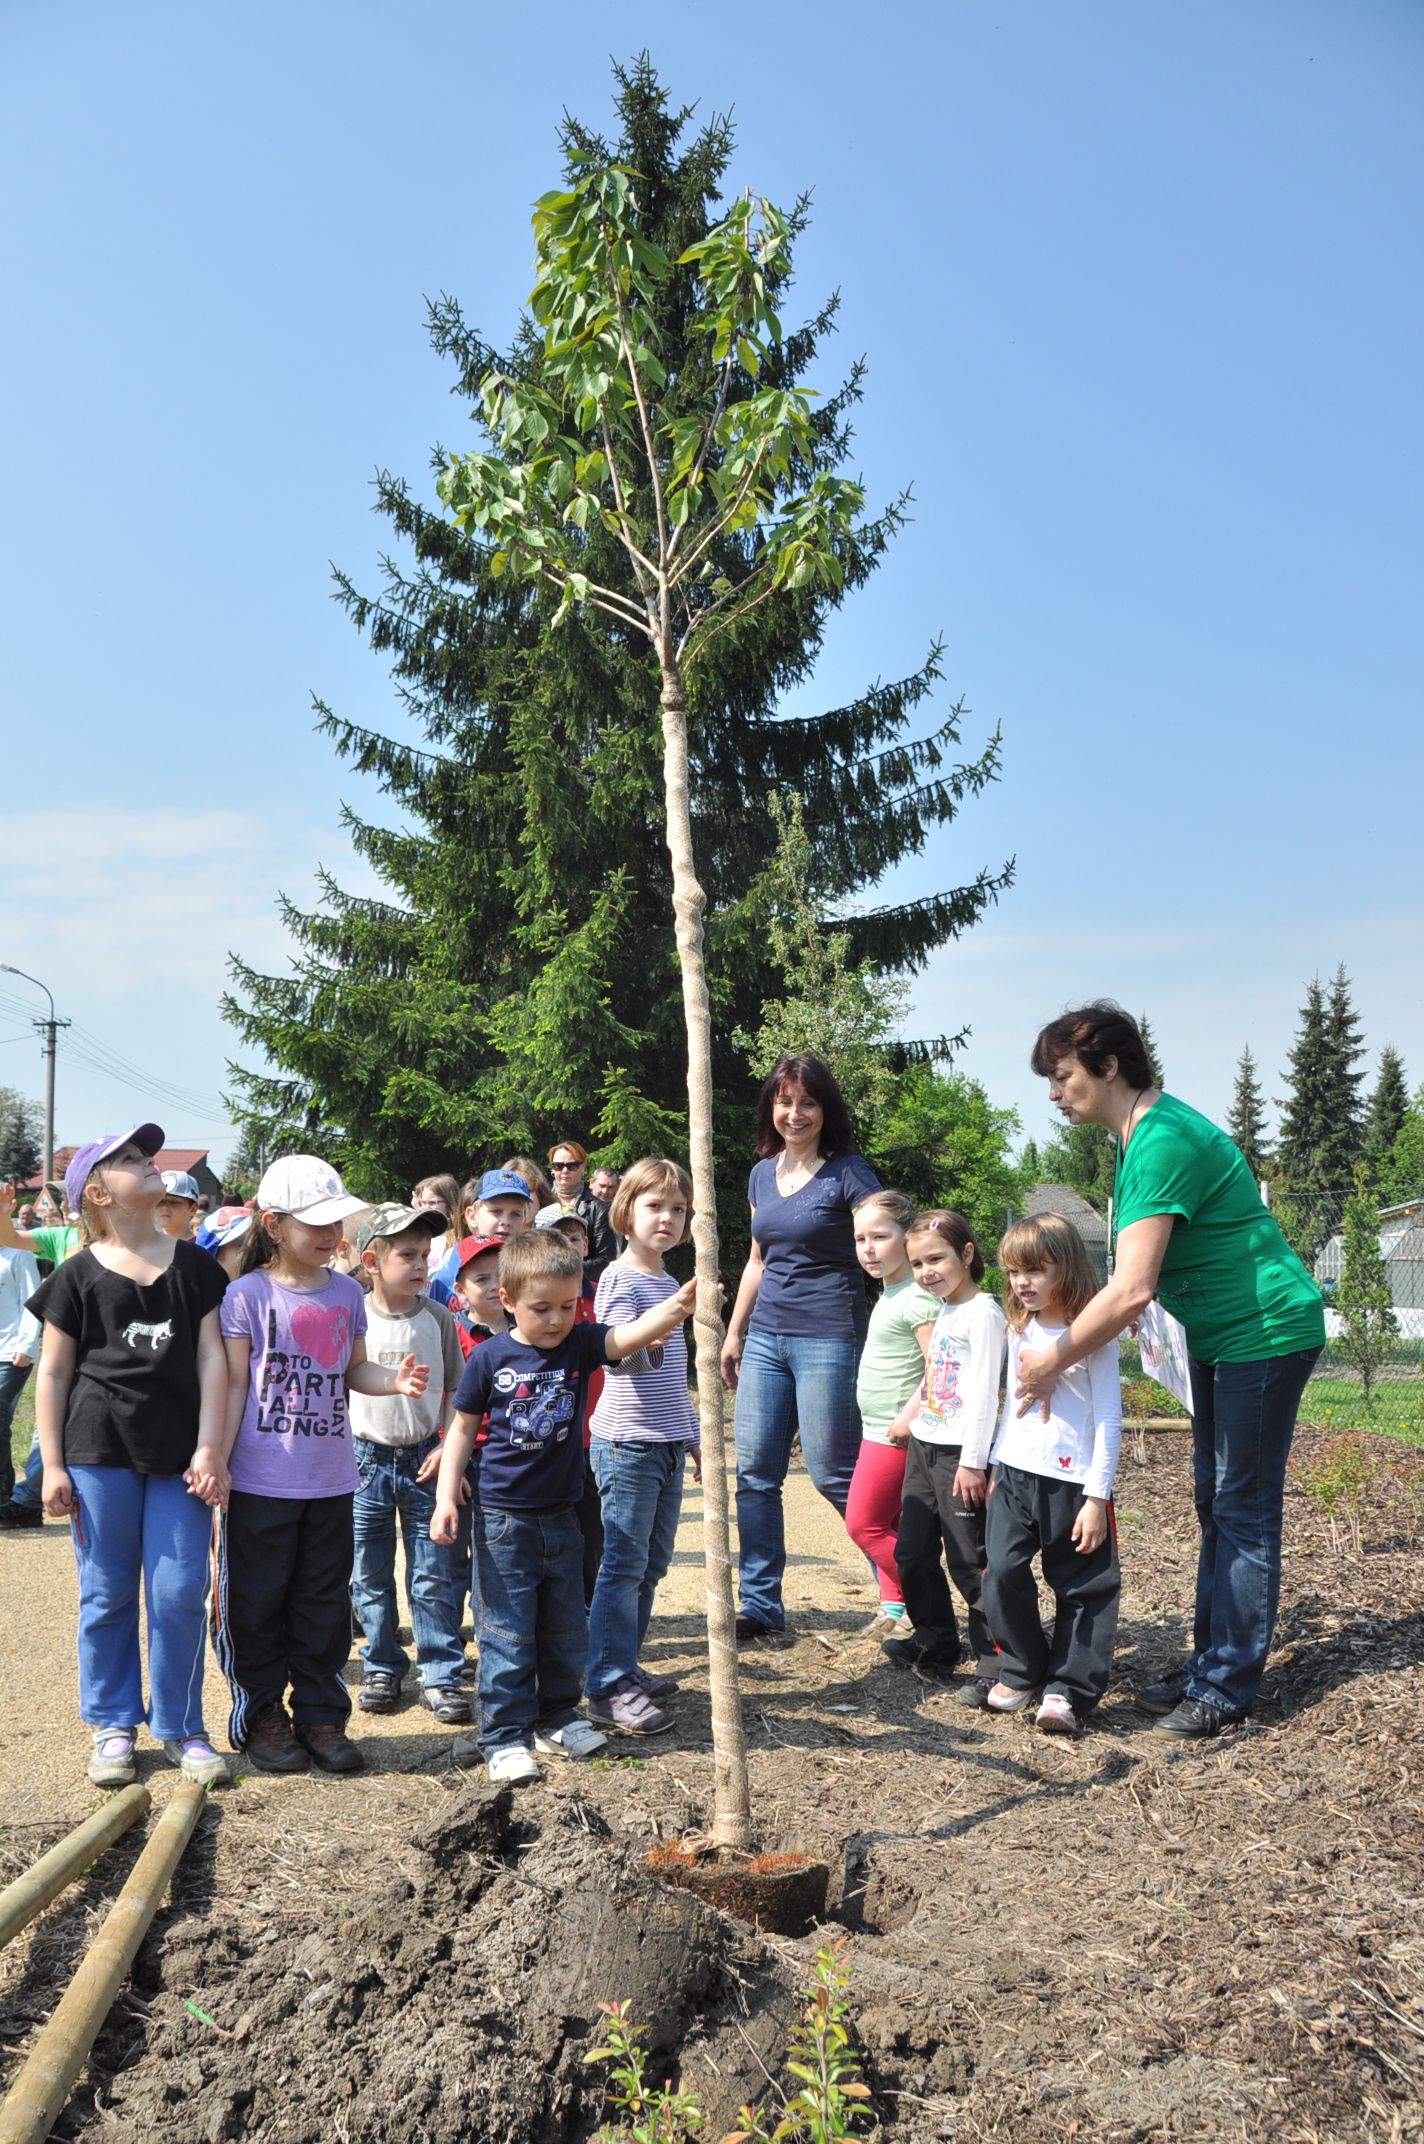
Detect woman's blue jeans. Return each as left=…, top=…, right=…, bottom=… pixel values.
left=585, top=1439, right=686, bottom=1699
left=733, top=1328, right=863, bottom=1630
left=1187, top=1345, right=1321, bottom=1715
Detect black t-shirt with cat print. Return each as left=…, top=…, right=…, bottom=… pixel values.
left=28, top=1243, right=227, bottom=1473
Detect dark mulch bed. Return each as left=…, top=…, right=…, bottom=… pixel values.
left=3, top=1424, right=1422, bottom=2141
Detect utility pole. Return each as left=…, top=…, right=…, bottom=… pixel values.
left=0, top=965, right=70, bottom=1181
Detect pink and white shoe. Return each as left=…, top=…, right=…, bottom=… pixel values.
left=986, top=1681, right=1039, bottom=1713
left=1035, top=1692, right=1082, bottom=1736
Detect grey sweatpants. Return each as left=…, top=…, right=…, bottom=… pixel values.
left=982, top=1462, right=1120, bottom=1712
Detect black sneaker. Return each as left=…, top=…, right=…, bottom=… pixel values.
left=358, top=1671, right=402, bottom=1714
left=242, top=1703, right=310, bottom=1774
left=957, top=1675, right=995, bottom=1709
left=735, top=1614, right=785, bottom=1645
left=0, top=1502, right=43, bottom=1529
left=420, top=1684, right=473, bottom=1725
left=294, top=1721, right=365, bottom=1774
left=1135, top=1670, right=1192, bottom=1716
left=881, top=1635, right=959, bottom=1681
left=1151, top=1696, right=1242, bottom=1742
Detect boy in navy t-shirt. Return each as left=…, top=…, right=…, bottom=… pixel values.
left=431, top=1228, right=694, bottom=1784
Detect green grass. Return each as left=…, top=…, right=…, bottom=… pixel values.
left=1299, top=1378, right=1424, bottom=1442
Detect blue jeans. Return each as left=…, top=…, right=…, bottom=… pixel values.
left=733, top=1327, right=864, bottom=1630
left=471, top=1504, right=586, bottom=1754
left=586, top=1439, right=687, bottom=1699
left=69, top=1465, right=213, bottom=1741
left=1187, top=1346, right=1321, bottom=1714
left=351, top=1437, right=465, bottom=1687
left=0, top=1362, right=33, bottom=1503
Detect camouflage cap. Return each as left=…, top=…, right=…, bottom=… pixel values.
left=354, top=1202, right=444, bottom=1254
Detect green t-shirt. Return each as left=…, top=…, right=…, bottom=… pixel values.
left=31, top=1226, right=78, bottom=1267
left=1115, top=1093, right=1324, bottom=1364
left=855, top=1274, right=943, bottom=1442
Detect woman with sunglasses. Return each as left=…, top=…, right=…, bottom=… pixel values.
left=539, top=1140, right=618, bottom=1284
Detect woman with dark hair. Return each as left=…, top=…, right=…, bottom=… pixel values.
left=720, top=1053, right=880, bottom=1641
left=1018, top=1002, right=1324, bottom=1741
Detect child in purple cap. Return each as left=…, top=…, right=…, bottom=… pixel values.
left=27, top=1123, right=232, bottom=1788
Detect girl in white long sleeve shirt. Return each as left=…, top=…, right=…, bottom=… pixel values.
left=983, top=1215, right=1122, bottom=1733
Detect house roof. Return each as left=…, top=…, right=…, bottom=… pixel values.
left=1022, top=1182, right=1110, bottom=1241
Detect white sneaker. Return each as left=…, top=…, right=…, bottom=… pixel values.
left=87, top=1729, right=137, bottom=1787
left=486, top=1744, right=543, bottom=1784
left=1035, top=1692, right=1083, bottom=1736
left=531, top=1719, right=607, bottom=1761
left=162, top=1736, right=231, bottom=1787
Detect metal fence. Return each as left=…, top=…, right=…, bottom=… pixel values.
left=1268, top=1188, right=1424, bottom=1382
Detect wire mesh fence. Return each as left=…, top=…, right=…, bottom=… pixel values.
left=1267, top=1187, right=1424, bottom=1383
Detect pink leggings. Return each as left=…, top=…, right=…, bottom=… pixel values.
left=844, top=1438, right=907, bottom=1605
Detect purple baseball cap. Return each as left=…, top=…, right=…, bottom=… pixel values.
left=65, top=1124, right=165, bottom=1214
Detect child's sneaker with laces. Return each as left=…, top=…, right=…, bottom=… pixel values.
left=486, top=1743, right=543, bottom=1784
left=358, top=1671, right=402, bottom=1714
left=87, top=1729, right=137, bottom=1787
left=531, top=1720, right=607, bottom=1761
left=1035, top=1692, right=1082, bottom=1736
left=163, top=1736, right=231, bottom=1786
left=586, top=1678, right=673, bottom=1736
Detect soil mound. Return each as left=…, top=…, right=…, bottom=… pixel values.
left=95, top=1784, right=799, bottom=2143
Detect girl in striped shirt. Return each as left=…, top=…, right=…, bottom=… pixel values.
left=583, top=1158, right=701, bottom=1737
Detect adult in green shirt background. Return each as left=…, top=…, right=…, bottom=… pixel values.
left=0, top=1180, right=78, bottom=1267
left=1014, top=1003, right=1324, bottom=1744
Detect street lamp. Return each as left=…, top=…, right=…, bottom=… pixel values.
left=0, top=965, right=69, bottom=1183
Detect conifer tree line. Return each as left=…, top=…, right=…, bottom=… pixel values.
left=1032, top=972, right=1423, bottom=1226
left=222, top=61, right=1013, bottom=1250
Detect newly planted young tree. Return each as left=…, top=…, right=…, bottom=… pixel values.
left=437, top=160, right=915, bottom=1843
left=1336, top=1163, right=1397, bottom=1410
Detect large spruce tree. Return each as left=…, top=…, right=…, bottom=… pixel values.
left=1276, top=977, right=1334, bottom=1192
left=223, top=61, right=1010, bottom=1195
left=1363, top=1044, right=1409, bottom=1180
left=1226, top=1046, right=1270, bottom=1182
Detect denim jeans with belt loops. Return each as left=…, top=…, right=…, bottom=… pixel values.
left=733, top=1327, right=864, bottom=1630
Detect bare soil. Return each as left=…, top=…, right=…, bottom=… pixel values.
left=3, top=1423, right=1423, bottom=2141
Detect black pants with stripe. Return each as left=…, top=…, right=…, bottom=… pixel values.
left=214, top=1490, right=354, bottom=1747
left=893, top=1436, right=997, bottom=1675
left=982, top=1462, right=1120, bottom=1711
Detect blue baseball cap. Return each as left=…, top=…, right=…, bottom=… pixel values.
left=477, top=1168, right=533, bottom=1204
left=65, top=1125, right=164, bottom=1214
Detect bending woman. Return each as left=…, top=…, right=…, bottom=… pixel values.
left=1016, top=1002, right=1324, bottom=1742
left=720, top=1054, right=880, bottom=1641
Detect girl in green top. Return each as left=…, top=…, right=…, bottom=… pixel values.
left=1015, top=1003, right=1323, bottom=1742
left=844, top=1189, right=941, bottom=1632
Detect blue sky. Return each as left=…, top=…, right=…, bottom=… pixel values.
left=2, top=0, right=1420, bottom=1172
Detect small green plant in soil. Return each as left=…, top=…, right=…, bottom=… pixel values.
left=587, top=1942, right=870, bottom=2144
left=1291, top=1428, right=1380, bottom=1553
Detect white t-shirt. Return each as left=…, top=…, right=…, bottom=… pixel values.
left=913, top=1292, right=1006, bottom=1466
left=990, top=1317, right=1122, bottom=1502
left=348, top=1295, right=463, bottom=1449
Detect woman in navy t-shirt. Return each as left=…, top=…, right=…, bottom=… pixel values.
left=720, top=1054, right=880, bottom=1639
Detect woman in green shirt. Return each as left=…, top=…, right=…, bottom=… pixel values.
left=1015, top=1003, right=1324, bottom=1742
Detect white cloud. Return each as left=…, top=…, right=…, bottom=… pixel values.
left=1, top=805, right=384, bottom=1164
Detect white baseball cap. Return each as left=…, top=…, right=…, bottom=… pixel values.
left=256, top=1154, right=367, bottom=1228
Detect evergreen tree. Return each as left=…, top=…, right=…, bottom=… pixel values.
left=1363, top=1045, right=1409, bottom=1180
left=1038, top=1121, right=1115, bottom=1213
left=1276, top=976, right=1333, bottom=1191
left=1336, top=1164, right=1397, bottom=1409
left=1381, top=1084, right=1424, bottom=1203
left=1322, top=963, right=1367, bottom=1183
left=1137, top=1013, right=1164, bottom=1088
left=223, top=61, right=1011, bottom=1198
left=1018, top=1136, right=1041, bottom=1185
left=1226, top=1046, right=1270, bottom=1182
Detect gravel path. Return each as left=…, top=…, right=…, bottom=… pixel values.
left=0, top=1462, right=869, bottom=1829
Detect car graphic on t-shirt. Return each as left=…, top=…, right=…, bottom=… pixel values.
left=505, top=1375, right=575, bottom=1451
